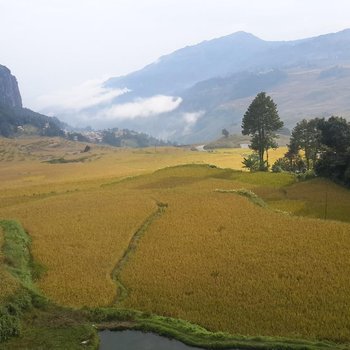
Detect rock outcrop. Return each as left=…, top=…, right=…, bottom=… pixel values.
left=0, top=64, right=22, bottom=108
left=0, top=64, right=66, bottom=138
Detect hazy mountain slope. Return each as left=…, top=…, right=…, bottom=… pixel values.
left=104, top=64, right=350, bottom=144
left=221, top=66, right=350, bottom=127
left=105, top=32, right=277, bottom=96
left=0, top=105, right=65, bottom=138
left=106, top=29, right=350, bottom=97
left=95, top=29, right=350, bottom=143
left=170, top=65, right=350, bottom=143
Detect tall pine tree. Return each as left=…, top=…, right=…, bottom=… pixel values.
left=242, top=92, right=283, bottom=170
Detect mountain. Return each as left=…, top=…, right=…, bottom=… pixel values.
left=80, top=29, right=350, bottom=143
left=0, top=64, right=22, bottom=109
left=0, top=65, right=66, bottom=138
left=105, top=32, right=274, bottom=97
left=106, top=29, right=350, bottom=96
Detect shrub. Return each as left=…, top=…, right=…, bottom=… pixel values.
left=272, top=157, right=290, bottom=172
left=297, top=169, right=317, bottom=181
left=272, top=156, right=306, bottom=173
left=242, top=152, right=260, bottom=172
left=0, top=308, right=20, bottom=342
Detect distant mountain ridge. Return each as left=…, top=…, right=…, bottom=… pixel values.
left=90, top=28, right=350, bottom=143
left=106, top=29, right=350, bottom=96
left=105, top=31, right=273, bottom=96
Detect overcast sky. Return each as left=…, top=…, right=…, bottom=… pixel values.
left=1, top=0, right=350, bottom=110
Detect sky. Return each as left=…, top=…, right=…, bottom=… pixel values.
left=1, top=0, right=350, bottom=112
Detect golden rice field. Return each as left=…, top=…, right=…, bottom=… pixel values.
left=0, top=189, right=156, bottom=306
left=0, top=137, right=286, bottom=193
left=1, top=137, right=350, bottom=343
left=119, top=184, right=350, bottom=341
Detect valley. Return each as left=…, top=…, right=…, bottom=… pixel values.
left=1, top=8, right=350, bottom=349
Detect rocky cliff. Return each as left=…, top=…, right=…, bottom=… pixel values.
left=0, top=64, right=66, bottom=138
left=0, top=64, right=22, bottom=108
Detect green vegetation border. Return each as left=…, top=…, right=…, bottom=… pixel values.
left=0, top=220, right=98, bottom=349
left=91, top=308, right=348, bottom=350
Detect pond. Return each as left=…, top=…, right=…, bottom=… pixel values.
left=99, top=330, right=203, bottom=350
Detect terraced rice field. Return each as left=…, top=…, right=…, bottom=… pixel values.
left=1, top=137, right=350, bottom=343
left=0, top=189, right=156, bottom=307
left=119, top=170, right=350, bottom=341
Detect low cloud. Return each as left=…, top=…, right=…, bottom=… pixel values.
left=36, top=78, right=128, bottom=112
left=182, top=111, right=204, bottom=134
left=35, top=81, right=182, bottom=129
left=103, top=95, right=182, bottom=120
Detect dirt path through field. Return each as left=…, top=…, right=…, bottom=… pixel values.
left=111, top=201, right=168, bottom=305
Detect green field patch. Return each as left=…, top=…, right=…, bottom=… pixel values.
left=235, top=171, right=296, bottom=187
left=268, top=199, right=306, bottom=214
left=256, top=177, right=350, bottom=223
left=215, top=188, right=268, bottom=207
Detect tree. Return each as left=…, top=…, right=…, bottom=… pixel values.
left=284, top=143, right=306, bottom=173
left=276, top=116, right=350, bottom=186
left=222, top=128, right=229, bottom=138
left=315, top=116, right=350, bottom=185
left=242, top=92, right=283, bottom=170
left=102, top=130, right=121, bottom=146
left=289, top=119, right=321, bottom=170
left=272, top=154, right=305, bottom=173
left=317, top=116, right=350, bottom=153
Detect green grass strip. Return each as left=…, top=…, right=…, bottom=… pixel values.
left=0, top=220, right=35, bottom=343
left=0, top=220, right=34, bottom=290
left=215, top=188, right=267, bottom=207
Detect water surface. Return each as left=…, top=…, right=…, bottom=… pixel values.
left=99, top=330, right=202, bottom=350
